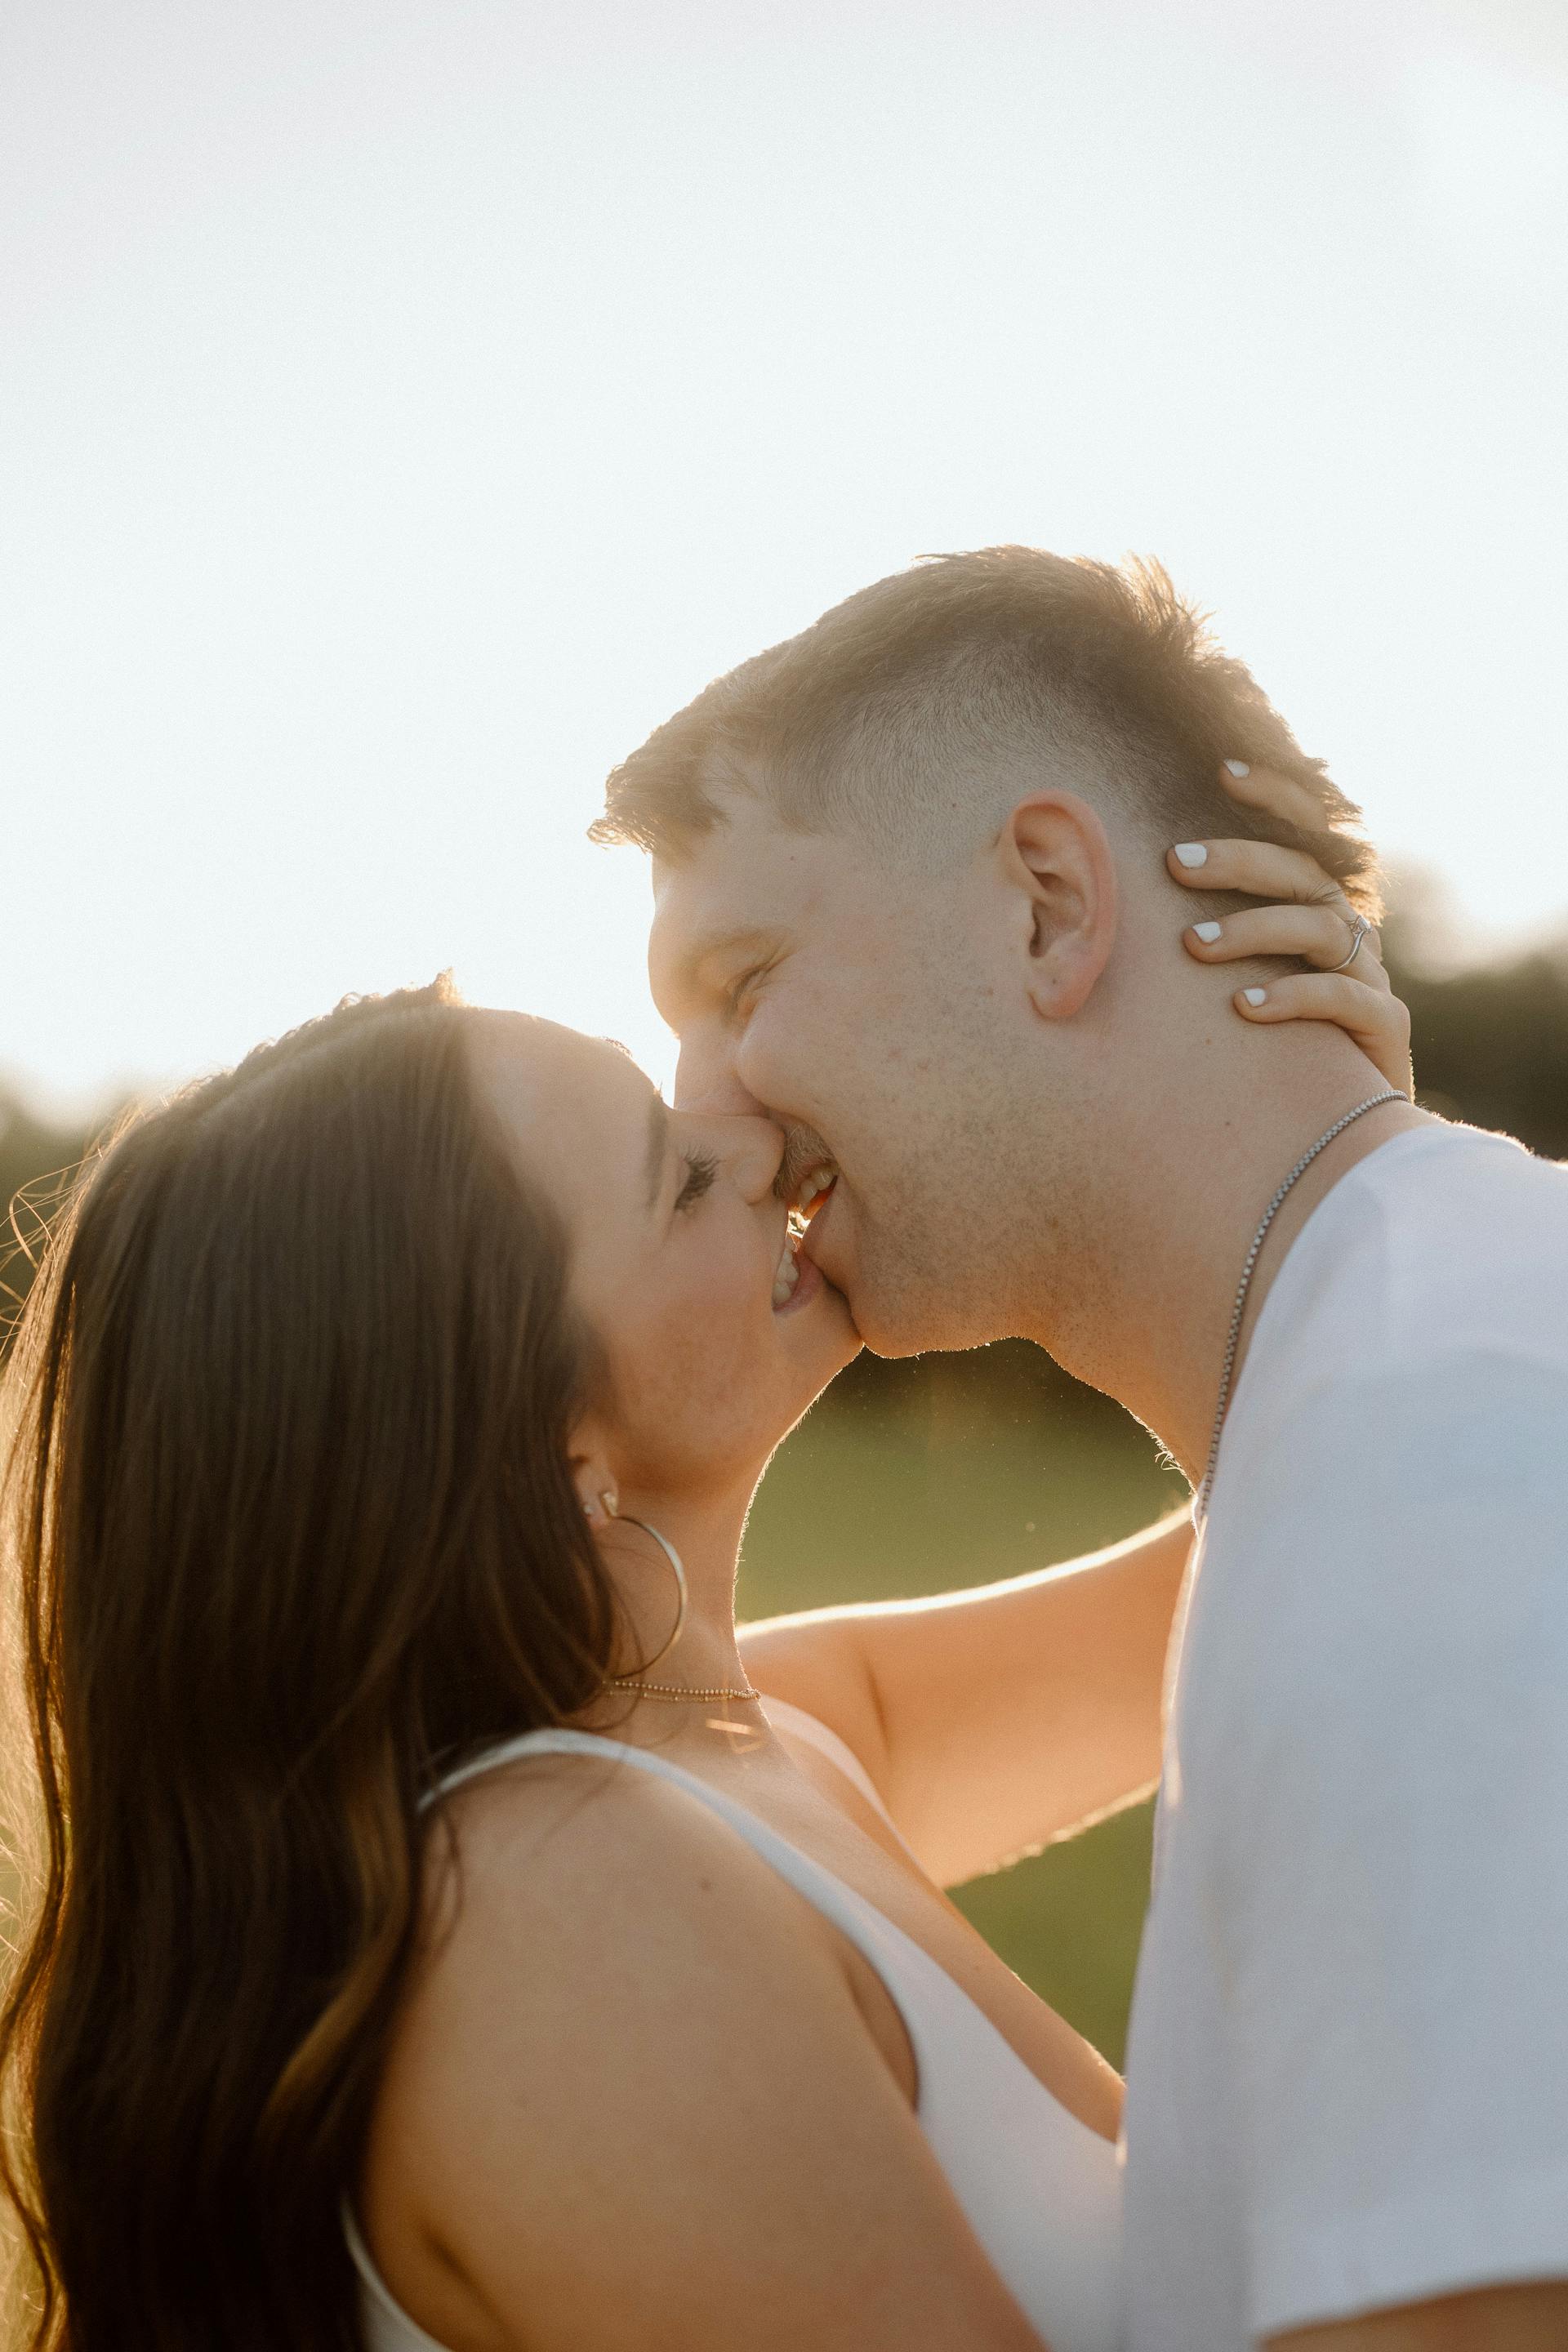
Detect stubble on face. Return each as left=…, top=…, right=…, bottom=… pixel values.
left=825, top=1023, right=1064, bottom=1359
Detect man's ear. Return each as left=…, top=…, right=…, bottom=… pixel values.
left=997, top=793, right=1119, bottom=1019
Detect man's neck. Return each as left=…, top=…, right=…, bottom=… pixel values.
left=1037, top=1036, right=1427, bottom=1483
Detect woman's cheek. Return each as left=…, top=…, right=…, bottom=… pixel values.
left=702, top=1245, right=759, bottom=1337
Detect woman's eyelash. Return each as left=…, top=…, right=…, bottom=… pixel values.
left=674, top=1148, right=719, bottom=1212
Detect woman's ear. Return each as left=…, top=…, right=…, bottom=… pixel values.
left=998, top=792, right=1119, bottom=1020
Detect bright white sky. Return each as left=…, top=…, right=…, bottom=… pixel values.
left=4, top=0, right=1566, bottom=1111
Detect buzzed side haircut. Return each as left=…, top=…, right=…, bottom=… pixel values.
left=592, top=546, right=1380, bottom=916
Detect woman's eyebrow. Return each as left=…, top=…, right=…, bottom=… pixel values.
left=643, top=1092, right=670, bottom=1213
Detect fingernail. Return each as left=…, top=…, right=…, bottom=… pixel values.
left=1174, top=843, right=1209, bottom=869
left=1242, top=987, right=1267, bottom=1006
left=1223, top=759, right=1250, bottom=778
left=1192, top=920, right=1223, bottom=943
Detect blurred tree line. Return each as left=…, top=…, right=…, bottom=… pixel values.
left=1383, top=924, right=1568, bottom=1159
left=4, top=915, right=1567, bottom=1368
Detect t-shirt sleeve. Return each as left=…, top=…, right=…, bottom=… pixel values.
left=1192, top=1350, right=1568, bottom=2341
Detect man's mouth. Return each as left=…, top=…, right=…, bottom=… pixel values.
left=792, top=1165, right=837, bottom=1221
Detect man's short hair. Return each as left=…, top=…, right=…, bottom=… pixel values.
left=591, top=547, right=1379, bottom=915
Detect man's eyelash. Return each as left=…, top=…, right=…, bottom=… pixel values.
left=723, top=964, right=766, bottom=1019
left=675, top=1149, right=719, bottom=1212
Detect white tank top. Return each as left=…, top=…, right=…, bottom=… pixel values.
left=348, top=1714, right=1124, bottom=2352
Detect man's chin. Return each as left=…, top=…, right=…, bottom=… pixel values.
left=811, top=1236, right=979, bottom=1357
left=820, top=1280, right=866, bottom=1367
left=839, top=1298, right=929, bottom=1361
left=842, top=1273, right=984, bottom=1360
left=825, top=1268, right=863, bottom=1341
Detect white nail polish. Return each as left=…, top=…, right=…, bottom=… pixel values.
left=1224, top=759, right=1251, bottom=778
left=1243, top=987, right=1267, bottom=1006
left=1192, top=920, right=1223, bottom=943
left=1174, top=843, right=1209, bottom=869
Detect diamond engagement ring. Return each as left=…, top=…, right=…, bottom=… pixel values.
left=1325, top=913, right=1373, bottom=973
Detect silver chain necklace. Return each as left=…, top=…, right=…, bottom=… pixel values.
left=1194, top=1090, right=1402, bottom=1521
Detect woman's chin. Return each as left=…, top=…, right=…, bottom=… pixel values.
left=717, top=1306, right=862, bottom=1497
left=773, top=1276, right=862, bottom=1424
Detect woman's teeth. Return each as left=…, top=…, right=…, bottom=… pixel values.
left=775, top=1164, right=835, bottom=1307
left=773, top=1238, right=803, bottom=1308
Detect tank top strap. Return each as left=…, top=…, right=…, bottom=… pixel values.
left=357, top=1727, right=1125, bottom=2352
left=429, top=1727, right=933, bottom=2019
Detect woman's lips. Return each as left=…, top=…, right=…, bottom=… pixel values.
left=773, top=1246, right=825, bottom=1316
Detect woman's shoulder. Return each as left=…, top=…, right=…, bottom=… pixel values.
left=356, top=1744, right=934, bottom=2351
left=357, top=1748, right=1045, bottom=2352
left=427, top=1738, right=833, bottom=1952
left=379, top=1742, right=867, bottom=2148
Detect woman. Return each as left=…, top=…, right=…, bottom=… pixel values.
left=0, top=800, right=1410, bottom=2352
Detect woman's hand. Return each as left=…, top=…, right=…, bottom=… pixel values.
left=1165, top=763, right=1414, bottom=1098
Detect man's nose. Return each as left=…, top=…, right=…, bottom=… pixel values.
left=673, top=1036, right=767, bottom=1120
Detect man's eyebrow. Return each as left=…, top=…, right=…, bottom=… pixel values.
left=643, top=1091, right=670, bottom=1214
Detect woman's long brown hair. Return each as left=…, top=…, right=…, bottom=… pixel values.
left=0, top=979, right=619, bottom=2350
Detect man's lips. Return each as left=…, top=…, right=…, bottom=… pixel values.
left=797, top=1178, right=839, bottom=1274
left=775, top=1134, right=836, bottom=1212
left=792, top=1163, right=837, bottom=1220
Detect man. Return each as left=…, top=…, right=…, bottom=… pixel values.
left=591, top=547, right=1568, bottom=2350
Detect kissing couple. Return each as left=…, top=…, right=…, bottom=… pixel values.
left=4, top=550, right=1566, bottom=2352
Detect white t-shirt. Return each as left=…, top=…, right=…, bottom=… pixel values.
left=1122, top=1125, right=1568, bottom=2350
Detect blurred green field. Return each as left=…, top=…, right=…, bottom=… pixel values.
left=738, top=1346, right=1187, bottom=2069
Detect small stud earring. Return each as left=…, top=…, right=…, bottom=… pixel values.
left=585, top=1489, right=619, bottom=1524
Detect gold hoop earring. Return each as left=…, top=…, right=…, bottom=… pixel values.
left=582, top=1503, right=689, bottom=1673
left=614, top=1516, right=688, bottom=1670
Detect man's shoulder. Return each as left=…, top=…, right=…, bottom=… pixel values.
left=1194, top=1123, right=1568, bottom=1704
left=1181, top=1333, right=1568, bottom=1811
left=1348, top=1116, right=1566, bottom=1207
left=1334, top=1118, right=1568, bottom=1250
left=1268, top=1121, right=1568, bottom=1383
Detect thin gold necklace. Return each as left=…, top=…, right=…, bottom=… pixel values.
left=605, top=1676, right=761, bottom=1704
